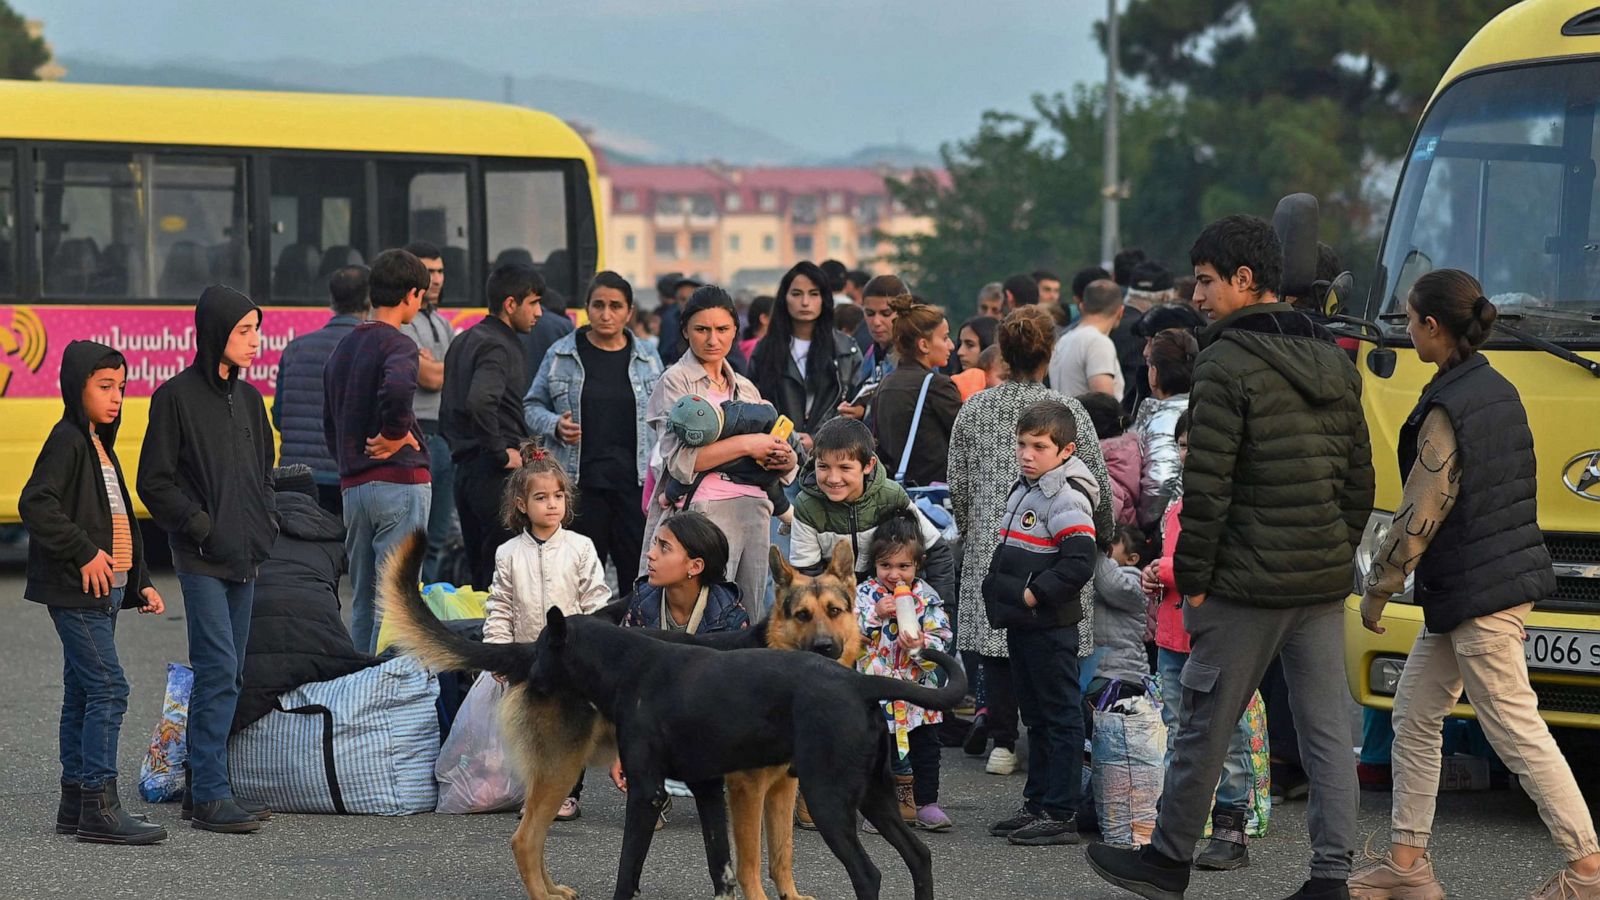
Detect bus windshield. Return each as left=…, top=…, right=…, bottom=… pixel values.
left=1375, top=59, right=1600, bottom=343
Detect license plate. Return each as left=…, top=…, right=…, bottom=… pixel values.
left=1524, top=628, right=1600, bottom=674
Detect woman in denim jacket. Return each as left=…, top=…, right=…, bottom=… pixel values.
left=524, top=271, right=663, bottom=591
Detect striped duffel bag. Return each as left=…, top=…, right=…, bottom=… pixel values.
left=228, top=655, right=440, bottom=815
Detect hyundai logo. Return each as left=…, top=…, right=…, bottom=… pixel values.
left=1564, top=450, right=1600, bottom=502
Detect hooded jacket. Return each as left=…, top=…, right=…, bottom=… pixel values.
left=137, top=285, right=278, bottom=580
left=1174, top=302, right=1374, bottom=607
left=20, top=340, right=154, bottom=608
left=235, top=484, right=376, bottom=732
left=983, top=455, right=1101, bottom=631
left=788, top=456, right=957, bottom=603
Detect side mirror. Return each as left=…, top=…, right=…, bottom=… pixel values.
left=1323, top=271, right=1355, bottom=318
left=1367, top=347, right=1398, bottom=378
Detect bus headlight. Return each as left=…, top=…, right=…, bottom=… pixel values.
left=1369, top=657, right=1405, bottom=695
left=1353, top=511, right=1413, bottom=601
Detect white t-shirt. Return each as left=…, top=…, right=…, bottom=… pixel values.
left=791, top=337, right=812, bottom=377
left=1050, top=325, right=1123, bottom=399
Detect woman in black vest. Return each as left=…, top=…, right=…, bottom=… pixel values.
left=1354, top=269, right=1598, bottom=899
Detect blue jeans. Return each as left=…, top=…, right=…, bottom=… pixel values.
left=178, top=574, right=254, bottom=804
left=1009, top=627, right=1084, bottom=820
left=344, top=480, right=432, bottom=654
left=1158, top=647, right=1251, bottom=809
left=421, top=432, right=455, bottom=584
left=50, top=588, right=128, bottom=789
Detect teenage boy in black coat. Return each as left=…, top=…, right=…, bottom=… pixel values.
left=138, top=285, right=277, bottom=834
left=21, top=340, right=167, bottom=845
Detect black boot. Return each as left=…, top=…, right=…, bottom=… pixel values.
left=56, top=780, right=81, bottom=834
left=183, top=766, right=270, bottom=821
left=191, top=798, right=263, bottom=834
left=76, top=779, right=168, bottom=845
left=1283, top=877, right=1350, bottom=899
left=1195, top=806, right=1251, bottom=871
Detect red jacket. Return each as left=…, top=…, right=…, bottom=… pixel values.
left=1154, top=498, right=1190, bottom=654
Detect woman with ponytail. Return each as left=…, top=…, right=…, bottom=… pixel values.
left=868, top=294, right=961, bottom=488
left=1352, top=269, right=1598, bottom=899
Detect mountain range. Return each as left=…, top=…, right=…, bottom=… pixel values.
left=59, top=55, right=941, bottom=168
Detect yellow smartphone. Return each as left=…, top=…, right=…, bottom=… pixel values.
left=770, top=415, right=795, bottom=441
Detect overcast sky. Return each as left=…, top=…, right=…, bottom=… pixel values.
left=38, top=0, right=1109, bottom=156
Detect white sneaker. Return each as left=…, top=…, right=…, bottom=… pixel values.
left=664, top=779, right=693, bottom=798
left=986, top=747, right=1018, bottom=775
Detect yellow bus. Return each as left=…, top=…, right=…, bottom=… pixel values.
left=1344, top=0, right=1600, bottom=727
left=0, top=81, right=602, bottom=521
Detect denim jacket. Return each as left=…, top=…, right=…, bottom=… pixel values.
left=523, top=328, right=663, bottom=486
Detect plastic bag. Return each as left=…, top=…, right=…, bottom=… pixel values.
left=435, top=672, right=525, bottom=814
left=376, top=582, right=488, bottom=654
left=138, top=663, right=194, bottom=803
left=1091, top=692, right=1166, bottom=846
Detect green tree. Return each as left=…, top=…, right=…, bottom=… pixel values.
left=887, top=87, right=1204, bottom=316
left=0, top=1, right=48, bottom=80
left=1110, top=0, right=1520, bottom=249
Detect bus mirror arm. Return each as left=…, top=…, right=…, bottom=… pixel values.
left=1330, top=314, right=1386, bottom=345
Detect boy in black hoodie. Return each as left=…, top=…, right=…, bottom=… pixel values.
left=21, top=340, right=167, bottom=845
left=137, top=285, right=277, bottom=834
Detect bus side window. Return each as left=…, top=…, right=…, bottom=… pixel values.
left=376, top=162, right=471, bottom=306
left=269, top=156, right=368, bottom=306
left=0, top=149, right=13, bottom=297
left=485, top=167, right=571, bottom=302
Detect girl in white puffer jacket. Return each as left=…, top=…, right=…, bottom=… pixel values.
left=482, top=441, right=611, bottom=819
left=482, top=441, right=612, bottom=646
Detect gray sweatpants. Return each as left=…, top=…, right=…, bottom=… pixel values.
left=1152, top=598, right=1357, bottom=880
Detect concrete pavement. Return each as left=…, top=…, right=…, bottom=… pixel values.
left=0, top=564, right=1583, bottom=899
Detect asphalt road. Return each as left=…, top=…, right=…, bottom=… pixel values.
left=0, top=562, right=1589, bottom=899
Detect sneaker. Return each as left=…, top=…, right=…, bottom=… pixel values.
left=556, top=797, right=581, bottom=821
left=1347, top=851, right=1444, bottom=900
left=1008, top=813, right=1078, bottom=846
left=986, top=746, right=1018, bottom=775
left=1284, top=878, right=1351, bottom=899
left=963, top=712, right=991, bottom=756
left=1271, top=761, right=1311, bottom=803
left=1529, top=866, right=1600, bottom=900
left=915, top=804, right=953, bottom=832
left=989, top=806, right=1038, bottom=837
left=1085, top=842, right=1190, bottom=900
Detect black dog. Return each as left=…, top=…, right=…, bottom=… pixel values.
left=530, top=607, right=965, bottom=900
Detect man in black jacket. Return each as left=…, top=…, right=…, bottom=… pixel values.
left=1087, top=217, right=1373, bottom=900
left=138, top=284, right=278, bottom=834
left=440, top=263, right=543, bottom=589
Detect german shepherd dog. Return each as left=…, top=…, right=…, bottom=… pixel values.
left=627, top=543, right=865, bottom=900
left=381, top=533, right=964, bottom=900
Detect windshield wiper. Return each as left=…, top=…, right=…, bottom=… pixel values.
left=1495, top=321, right=1600, bottom=379
left=1358, top=312, right=1600, bottom=378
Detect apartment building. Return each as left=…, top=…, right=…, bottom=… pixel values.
left=598, top=157, right=939, bottom=301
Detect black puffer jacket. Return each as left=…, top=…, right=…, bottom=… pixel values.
left=1174, top=302, right=1374, bottom=607
left=234, top=487, right=377, bottom=732
left=751, top=331, right=862, bottom=435
left=137, top=286, right=278, bottom=580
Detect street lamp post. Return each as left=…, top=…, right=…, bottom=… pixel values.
left=1101, top=0, right=1120, bottom=269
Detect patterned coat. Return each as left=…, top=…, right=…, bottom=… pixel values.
left=948, top=381, right=1113, bottom=658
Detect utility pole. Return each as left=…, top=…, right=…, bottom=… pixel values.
left=1100, top=0, right=1120, bottom=269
